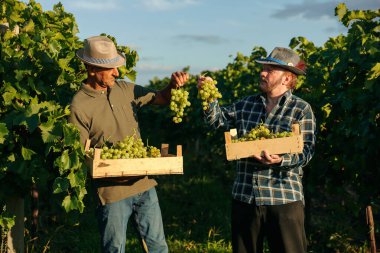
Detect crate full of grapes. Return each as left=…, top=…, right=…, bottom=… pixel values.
left=224, top=124, right=303, bottom=161
left=85, top=136, right=183, bottom=178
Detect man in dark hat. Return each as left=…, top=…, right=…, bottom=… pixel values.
left=70, top=35, right=189, bottom=253
left=198, top=47, right=316, bottom=253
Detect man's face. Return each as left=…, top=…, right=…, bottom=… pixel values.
left=259, top=65, right=287, bottom=93
left=92, top=66, right=119, bottom=89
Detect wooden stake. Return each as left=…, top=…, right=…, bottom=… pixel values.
left=366, top=205, right=377, bottom=253
left=6, top=197, right=24, bottom=253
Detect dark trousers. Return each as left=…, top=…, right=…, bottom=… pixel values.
left=231, top=199, right=307, bottom=253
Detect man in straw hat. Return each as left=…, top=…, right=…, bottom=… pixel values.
left=198, top=47, right=316, bottom=253
left=69, top=35, right=189, bottom=252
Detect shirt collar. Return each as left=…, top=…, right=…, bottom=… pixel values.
left=80, top=83, right=109, bottom=98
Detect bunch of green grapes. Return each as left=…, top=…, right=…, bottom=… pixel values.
left=232, top=124, right=293, bottom=143
left=147, top=146, right=161, bottom=158
left=100, top=135, right=147, bottom=159
left=273, top=131, right=293, bottom=138
left=198, top=77, right=222, bottom=110
left=87, top=148, right=95, bottom=157
left=85, top=135, right=162, bottom=159
left=170, top=88, right=191, bottom=123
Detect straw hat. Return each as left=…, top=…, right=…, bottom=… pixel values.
left=255, top=47, right=306, bottom=75
left=76, top=36, right=125, bottom=68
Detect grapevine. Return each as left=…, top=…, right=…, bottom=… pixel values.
left=198, top=76, right=222, bottom=110
left=170, top=88, right=191, bottom=123
left=87, top=135, right=161, bottom=159
left=232, top=124, right=293, bottom=143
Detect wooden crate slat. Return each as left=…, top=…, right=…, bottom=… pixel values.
left=225, top=136, right=303, bottom=160
left=161, top=144, right=169, bottom=156
left=89, top=156, right=183, bottom=178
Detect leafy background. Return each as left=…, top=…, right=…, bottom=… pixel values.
left=1, top=0, right=379, bottom=252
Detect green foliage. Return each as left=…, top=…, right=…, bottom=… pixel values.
left=290, top=4, right=380, bottom=251
left=0, top=0, right=86, bottom=220
left=296, top=2, right=379, bottom=200
left=0, top=0, right=138, bottom=233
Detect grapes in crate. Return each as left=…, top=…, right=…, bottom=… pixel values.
left=87, top=135, right=161, bottom=159
left=232, top=124, right=293, bottom=143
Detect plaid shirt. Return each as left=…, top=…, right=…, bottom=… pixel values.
left=206, top=90, right=316, bottom=205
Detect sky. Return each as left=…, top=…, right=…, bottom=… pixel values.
left=32, top=0, right=379, bottom=85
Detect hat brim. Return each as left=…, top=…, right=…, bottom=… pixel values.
left=255, top=59, right=306, bottom=75
left=76, top=48, right=126, bottom=69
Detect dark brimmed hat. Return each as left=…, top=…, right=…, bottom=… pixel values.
left=76, top=36, right=125, bottom=68
left=255, top=47, right=306, bottom=75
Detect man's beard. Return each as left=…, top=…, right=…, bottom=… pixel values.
left=260, top=80, right=274, bottom=93
left=259, top=78, right=281, bottom=93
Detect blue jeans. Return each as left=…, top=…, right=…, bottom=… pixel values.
left=97, top=187, right=168, bottom=253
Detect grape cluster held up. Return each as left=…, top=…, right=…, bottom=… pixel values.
left=198, top=77, right=222, bottom=111
left=170, top=88, right=191, bottom=123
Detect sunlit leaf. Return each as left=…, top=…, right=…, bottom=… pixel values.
left=23, top=19, right=35, bottom=33
left=0, top=123, right=9, bottom=144
left=367, top=63, right=380, bottom=80
left=67, top=171, right=81, bottom=188
left=62, top=195, right=77, bottom=212
left=55, top=149, right=70, bottom=174
left=63, top=123, right=80, bottom=147
left=53, top=177, right=69, bottom=193
left=21, top=146, right=36, bottom=160
left=335, top=3, right=348, bottom=23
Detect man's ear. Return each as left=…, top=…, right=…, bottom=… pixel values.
left=86, top=65, right=96, bottom=76
left=282, top=72, right=292, bottom=86
left=283, top=72, right=297, bottom=89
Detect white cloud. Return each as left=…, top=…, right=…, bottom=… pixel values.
left=139, top=0, right=199, bottom=11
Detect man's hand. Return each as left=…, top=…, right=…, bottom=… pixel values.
left=252, top=150, right=283, bottom=165
left=197, top=76, right=213, bottom=89
left=170, top=71, right=189, bottom=88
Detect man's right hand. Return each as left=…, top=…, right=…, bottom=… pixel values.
left=170, top=71, right=189, bottom=88
left=197, top=76, right=214, bottom=90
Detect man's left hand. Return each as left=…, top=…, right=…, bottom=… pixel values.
left=170, top=71, right=189, bottom=88
left=252, top=150, right=283, bottom=165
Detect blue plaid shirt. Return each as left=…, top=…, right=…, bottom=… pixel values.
left=206, top=90, right=316, bottom=205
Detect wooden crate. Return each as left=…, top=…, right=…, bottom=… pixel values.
left=85, top=143, right=183, bottom=178
left=224, top=124, right=303, bottom=161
